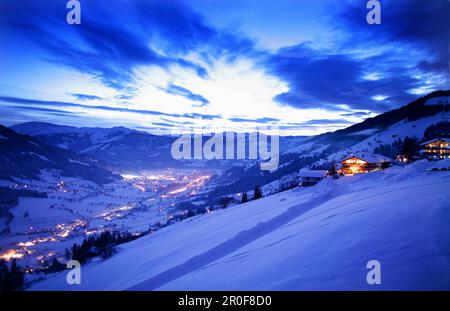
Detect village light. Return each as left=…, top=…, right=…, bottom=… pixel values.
left=0, top=249, right=24, bottom=261
left=18, top=241, right=35, bottom=247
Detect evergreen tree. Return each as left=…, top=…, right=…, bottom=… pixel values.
left=328, top=162, right=337, bottom=176
left=241, top=192, right=248, bottom=203
left=219, top=197, right=232, bottom=209
left=0, top=260, right=9, bottom=291
left=71, top=243, right=80, bottom=262
left=9, top=259, right=24, bottom=290
left=402, top=137, right=420, bottom=158
left=423, top=122, right=450, bottom=140
left=253, top=185, right=263, bottom=200
left=64, top=248, right=71, bottom=260
left=48, top=257, right=65, bottom=274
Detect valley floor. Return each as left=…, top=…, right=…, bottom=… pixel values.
left=0, top=169, right=211, bottom=269
left=30, top=160, right=450, bottom=290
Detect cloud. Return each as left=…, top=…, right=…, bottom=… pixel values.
left=2, top=105, right=78, bottom=116
left=1, top=0, right=447, bottom=134
left=1, top=0, right=257, bottom=91
left=265, top=41, right=433, bottom=112
left=258, top=1, right=449, bottom=113
left=0, top=96, right=221, bottom=120
left=151, top=122, right=174, bottom=128
left=341, top=111, right=371, bottom=118
left=300, top=119, right=353, bottom=126
left=228, top=117, right=279, bottom=123
left=163, top=84, right=209, bottom=106
left=338, top=0, right=449, bottom=77
left=71, top=93, right=103, bottom=101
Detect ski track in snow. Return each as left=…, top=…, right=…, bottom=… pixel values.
left=128, top=183, right=346, bottom=290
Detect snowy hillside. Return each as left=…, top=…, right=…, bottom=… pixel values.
left=352, top=113, right=449, bottom=152
left=30, top=160, right=450, bottom=290
left=282, top=91, right=450, bottom=158
left=349, top=95, right=450, bottom=155
left=322, top=112, right=449, bottom=163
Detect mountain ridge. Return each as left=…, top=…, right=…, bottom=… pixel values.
left=0, top=125, right=119, bottom=184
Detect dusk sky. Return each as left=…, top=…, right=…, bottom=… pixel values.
left=0, top=0, right=448, bottom=135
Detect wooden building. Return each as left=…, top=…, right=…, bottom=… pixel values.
left=298, top=170, right=328, bottom=186
left=420, top=138, right=450, bottom=160
left=338, top=153, right=392, bottom=175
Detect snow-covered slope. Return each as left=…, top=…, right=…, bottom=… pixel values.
left=353, top=113, right=449, bottom=152
left=282, top=90, right=450, bottom=157
left=30, top=160, right=450, bottom=290
left=425, top=96, right=450, bottom=106
left=321, top=112, right=450, bottom=163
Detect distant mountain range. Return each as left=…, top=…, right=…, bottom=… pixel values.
left=11, top=122, right=177, bottom=170
left=2, top=90, right=449, bottom=189
left=0, top=125, right=119, bottom=184
left=11, top=122, right=308, bottom=170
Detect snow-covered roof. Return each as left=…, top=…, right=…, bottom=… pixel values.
left=341, top=153, right=392, bottom=164
left=298, top=170, right=328, bottom=178
left=420, top=138, right=450, bottom=146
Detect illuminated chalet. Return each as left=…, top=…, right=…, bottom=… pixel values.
left=338, top=153, right=392, bottom=175
left=420, top=138, right=450, bottom=160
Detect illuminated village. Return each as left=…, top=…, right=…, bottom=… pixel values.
left=0, top=169, right=213, bottom=273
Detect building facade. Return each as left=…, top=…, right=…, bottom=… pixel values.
left=420, top=138, right=450, bottom=160
left=338, top=153, right=392, bottom=175
left=298, top=170, right=328, bottom=186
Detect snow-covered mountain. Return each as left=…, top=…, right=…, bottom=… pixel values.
left=284, top=90, right=450, bottom=156
left=11, top=122, right=176, bottom=170
left=29, top=160, right=450, bottom=290
left=0, top=125, right=118, bottom=184
left=11, top=122, right=309, bottom=171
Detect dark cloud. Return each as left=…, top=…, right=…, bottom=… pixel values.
left=115, top=94, right=135, bottom=100
left=228, top=117, right=279, bottom=123
left=0, top=96, right=222, bottom=121
left=341, top=111, right=371, bottom=118
left=71, top=93, right=102, bottom=101
left=266, top=43, right=432, bottom=112
left=261, top=0, right=449, bottom=113
left=1, top=0, right=447, bottom=129
left=1, top=105, right=77, bottom=116
left=1, top=0, right=257, bottom=90
left=338, top=0, right=450, bottom=77
left=163, top=84, right=209, bottom=106
left=257, top=117, right=279, bottom=123
left=151, top=122, right=174, bottom=128
left=300, top=119, right=353, bottom=126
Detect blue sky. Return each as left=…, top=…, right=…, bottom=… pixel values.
left=0, top=0, right=448, bottom=135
